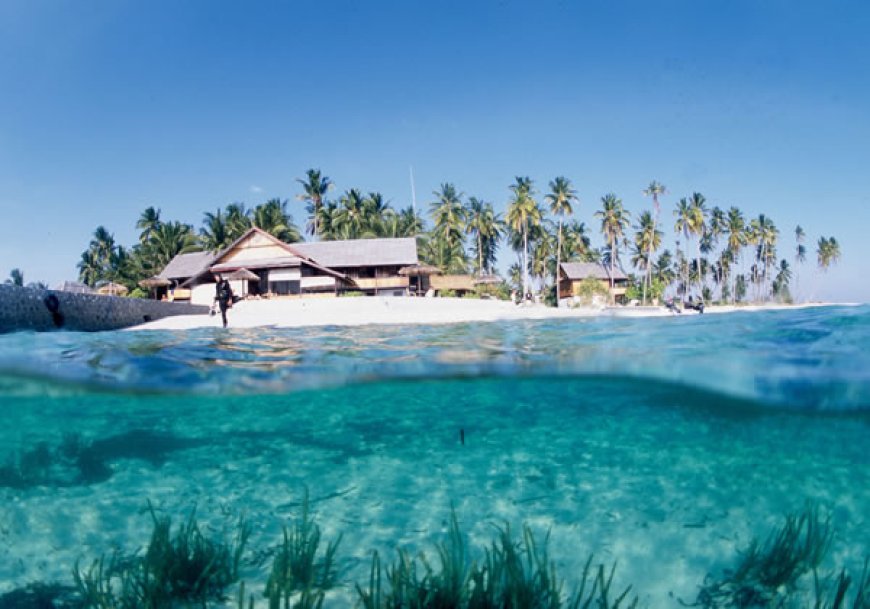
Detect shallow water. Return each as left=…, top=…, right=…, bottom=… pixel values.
left=0, top=306, right=868, bottom=606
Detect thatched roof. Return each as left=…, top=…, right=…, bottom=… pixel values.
left=560, top=262, right=627, bottom=281
left=430, top=275, right=475, bottom=291
left=139, top=276, right=172, bottom=288
left=293, top=238, right=418, bottom=268
left=96, top=282, right=129, bottom=295
left=158, top=251, right=217, bottom=280
left=225, top=268, right=259, bottom=281
left=399, top=263, right=441, bottom=277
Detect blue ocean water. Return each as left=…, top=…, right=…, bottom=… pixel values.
left=0, top=305, right=867, bottom=607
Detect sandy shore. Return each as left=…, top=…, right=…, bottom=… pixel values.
left=129, top=297, right=844, bottom=331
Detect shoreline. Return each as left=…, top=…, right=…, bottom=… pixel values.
left=129, top=297, right=851, bottom=331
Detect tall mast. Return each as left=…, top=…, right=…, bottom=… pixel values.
left=409, top=165, right=418, bottom=235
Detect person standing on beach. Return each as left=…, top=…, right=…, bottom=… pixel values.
left=214, top=274, right=234, bottom=328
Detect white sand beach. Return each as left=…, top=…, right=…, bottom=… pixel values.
left=131, top=297, right=841, bottom=331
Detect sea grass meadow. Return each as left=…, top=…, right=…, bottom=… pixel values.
left=0, top=305, right=868, bottom=608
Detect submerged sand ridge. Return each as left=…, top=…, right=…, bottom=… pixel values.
left=130, top=296, right=839, bottom=331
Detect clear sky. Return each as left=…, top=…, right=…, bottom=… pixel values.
left=1, top=0, right=868, bottom=302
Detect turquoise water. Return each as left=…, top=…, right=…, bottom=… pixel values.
left=0, top=305, right=868, bottom=607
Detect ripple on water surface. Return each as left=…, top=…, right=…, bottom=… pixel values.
left=0, top=305, right=868, bottom=411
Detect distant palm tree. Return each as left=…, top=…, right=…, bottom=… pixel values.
left=794, top=225, right=806, bottom=302
left=816, top=236, right=841, bottom=272
left=561, top=221, right=593, bottom=263
left=5, top=268, right=24, bottom=287
left=688, top=192, right=709, bottom=296
left=642, top=181, right=666, bottom=303
left=750, top=214, right=778, bottom=301
left=136, top=207, right=162, bottom=244
left=633, top=210, right=663, bottom=301
left=530, top=221, right=557, bottom=289
left=595, top=193, right=630, bottom=301
left=544, top=177, right=577, bottom=307
left=506, top=177, right=540, bottom=297
left=429, top=183, right=466, bottom=271
left=725, top=207, right=747, bottom=304
left=296, top=169, right=333, bottom=240
left=674, top=198, right=693, bottom=299
left=772, top=259, right=792, bottom=301
left=334, top=189, right=368, bottom=240
left=465, top=197, right=504, bottom=276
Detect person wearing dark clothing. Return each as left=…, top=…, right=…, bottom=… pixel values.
left=214, top=275, right=234, bottom=328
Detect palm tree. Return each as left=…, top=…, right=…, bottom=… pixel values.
left=225, top=203, right=252, bottom=242
left=595, top=193, right=631, bottom=301
left=78, top=226, right=126, bottom=287
left=530, top=223, right=556, bottom=290
left=642, top=181, right=666, bottom=304
left=750, top=214, right=778, bottom=301
left=397, top=206, right=424, bottom=238
left=725, top=207, right=747, bottom=303
left=506, top=177, right=540, bottom=298
left=772, top=259, right=792, bottom=301
left=794, top=225, right=806, bottom=302
left=544, top=177, right=578, bottom=307
left=77, top=250, right=102, bottom=287
left=688, top=192, right=709, bottom=297
left=146, top=222, right=200, bottom=271
left=429, top=184, right=466, bottom=270
left=296, top=169, right=333, bottom=240
left=5, top=268, right=24, bottom=286
left=252, top=199, right=301, bottom=243
left=633, top=210, right=663, bottom=301
left=136, top=207, right=162, bottom=243
left=465, top=197, right=504, bottom=276
left=817, top=237, right=841, bottom=272
left=674, top=198, right=693, bottom=299
left=200, top=209, right=231, bottom=252
left=333, top=189, right=368, bottom=240
left=561, top=221, right=593, bottom=263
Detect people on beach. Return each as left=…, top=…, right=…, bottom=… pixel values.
left=213, top=274, right=234, bottom=328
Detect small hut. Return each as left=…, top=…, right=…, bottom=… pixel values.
left=224, top=268, right=259, bottom=297
left=96, top=282, right=129, bottom=296
left=429, top=275, right=476, bottom=297
left=399, top=264, right=442, bottom=296
left=139, top=276, right=172, bottom=300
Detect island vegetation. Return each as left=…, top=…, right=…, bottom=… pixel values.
left=8, top=172, right=841, bottom=305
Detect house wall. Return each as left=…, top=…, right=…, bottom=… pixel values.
left=222, top=233, right=290, bottom=262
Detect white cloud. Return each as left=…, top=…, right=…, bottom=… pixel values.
left=250, top=185, right=263, bottom=194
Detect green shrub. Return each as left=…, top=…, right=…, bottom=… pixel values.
left=573, top=278, right=609, bottom=305
left=340, top=291, right=367, bottom=297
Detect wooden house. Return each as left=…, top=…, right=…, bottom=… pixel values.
left=558, top=262, right=629, bottom=304
left=162, top=228, right=419, bottom=305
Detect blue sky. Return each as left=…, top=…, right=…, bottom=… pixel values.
left=1, top=0, right=868, bottom=302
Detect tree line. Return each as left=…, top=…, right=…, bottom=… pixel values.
left=48, top=170, right=841, bottom=303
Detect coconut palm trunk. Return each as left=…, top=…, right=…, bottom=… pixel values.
left=555, top=219, right=562, bottom=306
left=645, top=205, right=658, bottom=304
left=523, top=225, right=529, bottom=297
left=610, top=236, right=616, bottom=302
